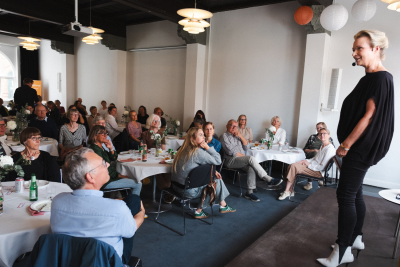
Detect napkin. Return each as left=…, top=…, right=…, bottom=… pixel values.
left=179, top=138, right=185, bottom=140
left=119, top=158, right=135, bottom=163
left=159, top=160, right=167, bottom=164
left=28, top=206, right=45, bottom=216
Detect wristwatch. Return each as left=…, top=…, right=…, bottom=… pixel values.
left=340, top=144, right=350, bottom=151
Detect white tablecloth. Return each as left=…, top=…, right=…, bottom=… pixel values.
left=165, top=136, right=184, bottom=151
left=246, top=145, right=306, bottom=164
left=116, top=152, right=171, bottom=182
left=5, top=139, right=59, bottom=157
left=0, top=181, right=72, bottom=267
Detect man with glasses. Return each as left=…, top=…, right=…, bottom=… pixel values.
left=28, top=105, right=59, bottom=140
left=51, top=148, right=145, bottom=265
left=0, top=117, right=12, bottom=156
left=220, top=119, right=282, bottom=202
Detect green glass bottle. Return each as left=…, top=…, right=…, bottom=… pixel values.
left=29, top=173, right=38, bottom=201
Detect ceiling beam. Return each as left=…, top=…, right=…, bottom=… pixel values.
left=80, top=0, right=116, bottom=11
left=109, top=9, right=145, bottom=18
left=209, top=0, right=294, bottom=13
left=125, top=16, right=164, bottom=26
left=297, top=0, right=332, bottom=6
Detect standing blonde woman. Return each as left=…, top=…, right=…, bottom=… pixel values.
left=171, top=127, right=235, bottom=219
left=238, top=115, right=253, bottom=143
left=317, top=30, right=394, bottom=267
left=267, top=116, right=286, bottom=145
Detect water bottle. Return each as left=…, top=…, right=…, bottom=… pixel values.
left=29, top=173, right=38, bottom=201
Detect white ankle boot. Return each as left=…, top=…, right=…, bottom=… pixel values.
left=317, top=243, right=354, bottom=267
left=331, top=235, right=364, bottom=258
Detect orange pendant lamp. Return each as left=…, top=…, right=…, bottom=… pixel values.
left=294, top=6, right=314, bottom=25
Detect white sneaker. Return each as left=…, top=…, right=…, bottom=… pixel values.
left=278, top=191, right=294, bottom=200
left=318, top=180, right=324, bottom=186
left=304, top=182, right=312, bottom=190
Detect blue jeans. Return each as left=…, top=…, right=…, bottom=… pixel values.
left=104, top=178, right=142, bottom=196
left=173, top=179, right=230, bottom=209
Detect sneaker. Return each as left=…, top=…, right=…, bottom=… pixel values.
left=194, top=210, right=209, bottom=219
left=163, top=193, right=176, bottom=204
left=219, top=204, right=236, bottom=213
left=318, top=180, right=324, bottom=186
left=268, top=178, right=283, bottom=186
left=245, top=193, right=260, bottom=202
left=303, top=183, right=313, bottom=191
left=278, top=191, right=294, bottom=200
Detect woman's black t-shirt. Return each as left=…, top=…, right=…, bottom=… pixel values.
left=337, top=71, right=394, bottom=166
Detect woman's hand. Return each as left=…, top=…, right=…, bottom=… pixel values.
left=200, top=141, right=210, bottom=150
left=104, top=140, right=113, bottom=150
left=299, top=160, right=309, bottom=166
left=336, top=146, right=348, bottom=158
left=215, top=171, right=222, bottom=179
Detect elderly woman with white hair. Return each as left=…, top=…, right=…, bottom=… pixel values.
left=141, top=114, right=166, bottom=150
left=266, top=116, right=286, bottom=145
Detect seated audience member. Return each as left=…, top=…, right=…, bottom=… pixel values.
left=90, top=116, right=115, bottom=152
left=171, top=127, right=235, bottom=218
left=126, top=110, right=142, bottom=150
left=153, top=107, right=166, bottom=132
left=99, top=100, right=108, bottom=117
left=220, top=119, right=282, bottom=202
left=267, top=116, right=286, bottom=145
left=105, top=106, right=124, bottom=141
left=55, top=100, right=65, bottom=114
left=137, top=105, right=149, bottom=127
left=36, top=95, right=43, bottom=107
left=74, top=100, right=89, bottom=134
left=28, top=105, right=59, bottom=139
left=203, top=122, right=221, bottom=153
left=278, top=128, right=335, bottom=200
left=50, top=148, right=145, bottom=265
left=0, top=98, right=9, bottom=117
left=303, top=122, right=335, bottom=159
left=61, top=105, right=85, bottom=125
left=238, top=114, right=253, bottom=143
left=59, top=109, right=87, bottom=161
left=142, top=114, right=166, bottom=150
left=77, top=98, right=86, bottom=110
left=26, top=105, right=36, bottom=122
left=46, top=101, right=61, bottom=126
left=186, top=118, right=204, bottom=133
left=87, top=125, right=142, bottom=195
left=5, top=127, right=60, bottom=182
left=0, top=117, right=12, bottom=156
left=186, top=110, right=206, bottom=131
left=87, top=106, right=97, bottom=129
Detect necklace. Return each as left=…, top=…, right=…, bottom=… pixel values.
left=23, top=150, right=38, bottom=160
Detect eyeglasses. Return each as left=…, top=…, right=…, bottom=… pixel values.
left=0, top=124, right=5, bottom=128
left=97, top=132, right=107, bottom=136
left=240, top=119, right=246, bottom=121
left=29, top=136, right=43, bottom=141
left=318, top=133, right=328, bottom=136
left=88, top=159, right=107, bottom=173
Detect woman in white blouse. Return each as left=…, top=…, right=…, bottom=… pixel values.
left=278, top=128, right=335, bottom=200
left=238, top=114, right=253, bottom=143
left=268, top=116, right=286, bottom=145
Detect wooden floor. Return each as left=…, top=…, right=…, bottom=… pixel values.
left=227, top=187, right=400, bottom=267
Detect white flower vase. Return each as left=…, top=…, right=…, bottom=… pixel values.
left=173, top=126, right=178, bottom=136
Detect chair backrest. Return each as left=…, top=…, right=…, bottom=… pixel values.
left=186, top=164, right=216, bottom=189
left=25, top=234, right=124, bottom=267
left=323, top=158, right=335, bottom=178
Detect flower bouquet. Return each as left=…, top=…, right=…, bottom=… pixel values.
left=165, top=114, right=180, bottom=136
left=0, top=155, right=29, bottom=184
left=7, top=104, right=30, bottom=141
left=265, top=126, right=276, bottom=149
left=150, top=128, right=168, bottom=157
left=122, top=105, right=132, bottom=123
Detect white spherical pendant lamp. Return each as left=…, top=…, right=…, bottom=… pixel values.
left=352, top=0, right=377, bottom=21
left=320, top=3, right=349, bottom=31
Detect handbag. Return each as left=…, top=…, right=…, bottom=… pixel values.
left=200, top=165, right=217, bottom=207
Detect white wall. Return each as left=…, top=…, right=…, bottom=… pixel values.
left=126, top=21, right=186, bottom=131
left=319, top=0, right=400, bottom=188
left=206, top=2, right=306, bottom=141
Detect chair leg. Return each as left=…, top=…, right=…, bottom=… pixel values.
left=155, top=190, right=186, bottom=236
left=238, top=173, right=243, bottom=197
left=232, top=172, right=236, bottom=185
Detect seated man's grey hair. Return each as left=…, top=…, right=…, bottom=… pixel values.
left=62, top=148, right=94, bottom=190
left=93, top=116, right=105, bottom=124
left=227, top=119, right=236, bottom=125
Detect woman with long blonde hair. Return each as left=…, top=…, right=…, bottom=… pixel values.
left=171, top=127, right=235, bottom=219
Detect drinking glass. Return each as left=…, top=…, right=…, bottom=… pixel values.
left=255, top=141, right=259, bottom=147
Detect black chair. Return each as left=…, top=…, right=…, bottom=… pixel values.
left=155, top=164, right=215, bottom=236
left=219, top=147, right=246, bottom=197
left=288, top=157, right=337, bottom=203
left=102, top=187, right=132, bottom=199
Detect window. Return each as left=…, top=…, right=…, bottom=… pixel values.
left=0, top=52, right=16, bottom=100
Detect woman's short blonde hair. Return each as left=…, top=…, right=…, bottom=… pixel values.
left=145, top=114, right=161, bottom=130
left=271, top=116, right=281, bottom=125
left=237, top=114, right=247, bottom=127
left=319, top=127, right=330, bottom=135
left=316, top=122, right=327, bottom=129
left=354, top=30, right=389, bottom=60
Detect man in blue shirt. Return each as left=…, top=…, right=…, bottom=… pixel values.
left=51, top=148, right=145, bottom=264
left=28, top=105, right=59, bottom=139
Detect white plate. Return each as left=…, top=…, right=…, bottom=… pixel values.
left=25, top=180, right=50, bottom=189
left=250, top=146, right=263, bottom=150
left=30, top=199, right=52, bottom=212
left=119, top=151, right=129, bottom=155
left=165, top=159, right=174, bottom=164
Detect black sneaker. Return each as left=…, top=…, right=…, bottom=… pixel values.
left=268, top=178, right=283, bottom=186
left=245, top=193, right=260, bottom=202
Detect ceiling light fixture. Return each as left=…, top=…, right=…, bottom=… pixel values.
left=381, top=0, right=400, bottom=11
left=82, top=0, right=104, bottom=45
left=19, top=19, right=41, bottom=51
left=177, top=0, right=213, bottom=34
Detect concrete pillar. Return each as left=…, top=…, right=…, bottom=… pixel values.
left=110, top=50, right=127, bottom=111
left=297, top=33, right=331, bottom=146
left=183, top=43, right=206, bottom=130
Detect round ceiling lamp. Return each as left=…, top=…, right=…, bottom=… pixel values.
left=82, top=27, right=104, bottom=45
left=320, top=3, right=348, bottom=31
left=294, top=6, right=313, bottom=25
left=381, top=0, right=400, bottom=11
left=18, top=37, right=41, bottom=51
left=352, top=0, right=377, bottom=21
left=177, top=5, right=213, bottom=34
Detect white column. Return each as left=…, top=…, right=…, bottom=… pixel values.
left=297, top=33, right=331, bottom=146
left=183, top=43, right=206, bottom=130
left=110, top=50, right=127, bottom=111
left=64, top=54, right=75, bottom=107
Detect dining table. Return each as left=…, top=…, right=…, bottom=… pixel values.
left=0, top=181, right=72, bottom=267
left=116, top=150, right=172, bottom=213
left=165, top=136, right=184, bottom=151
left=5, top=138, right=59, bottom=157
